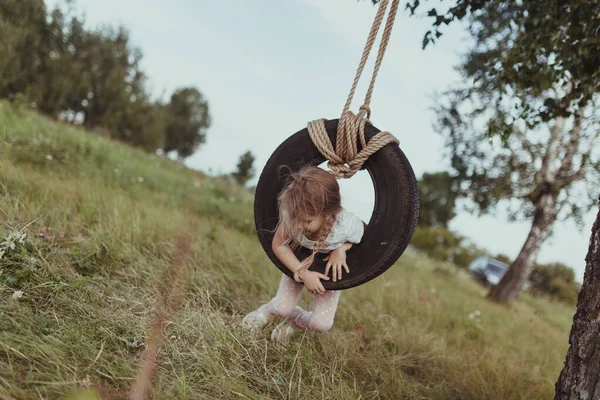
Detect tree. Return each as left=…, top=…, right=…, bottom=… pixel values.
left=530, top=262, right=580, bottom=305
left=0, top=0, right=172, bottom=152
left=164, top=87, right=211, bottom=159
left=417, top=171, right=458, bottom=228
left=232, top=150, right=255, bottom=186
left=395, top=0, right=600, bottom=395
left=555, top=199, right=600, bottom=399
left=0, top=0, right=167, bottom=151
left=29, top=6, right=73, bottom=116
left=370, top=0, right=600, bottom=396
left=432, top=0, right=600, bottom=305
left=0, top=0, right=47, bottom=99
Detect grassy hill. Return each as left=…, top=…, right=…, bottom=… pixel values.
left=0, top=101, right=575, bottom=399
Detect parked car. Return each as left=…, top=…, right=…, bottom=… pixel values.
left=468, top=256, right=531, bottom=290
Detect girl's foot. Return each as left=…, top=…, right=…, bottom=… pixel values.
left=242, top=308, right=272, bottom=331
left=270, top=306, right=304, bottom=344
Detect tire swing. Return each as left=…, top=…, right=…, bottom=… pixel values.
left=254, top=0, right=419, bottom=291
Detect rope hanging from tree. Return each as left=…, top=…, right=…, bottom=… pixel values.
left=308, top=0, right=401, bottom=179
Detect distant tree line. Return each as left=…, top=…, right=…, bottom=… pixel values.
left=0, top=0, right=210, bottom=159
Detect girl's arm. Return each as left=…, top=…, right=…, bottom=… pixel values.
left=323, top=220, right=367, bottom=281
left=337, top=242, right=354, bottom=252
left=272, top=225, right=303, bottom=273
left=271, top=225, right=330, bottom=291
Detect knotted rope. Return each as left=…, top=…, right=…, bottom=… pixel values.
left=307, top=0, right=400, bottom=179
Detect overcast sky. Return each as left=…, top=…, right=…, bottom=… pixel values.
left=47, top=0, right=597, bottom=282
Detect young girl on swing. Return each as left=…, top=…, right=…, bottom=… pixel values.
left=242, top=166, right=365, bottom=344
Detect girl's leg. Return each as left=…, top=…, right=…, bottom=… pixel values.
left=259, top=274, right=305, bottom=318
left=243, top=274, right=304, bottom=331
left=294, top=290, right=341, bottom=332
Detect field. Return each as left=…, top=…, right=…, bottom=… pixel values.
left=0, top=101, right=575, bottom=399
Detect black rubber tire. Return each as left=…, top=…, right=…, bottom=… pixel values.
left=254, top=119, right=420, bottom=290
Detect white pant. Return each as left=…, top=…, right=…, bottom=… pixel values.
left=259, top=274, right=341, bottom=332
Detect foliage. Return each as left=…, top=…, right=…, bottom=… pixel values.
left=164, top=87, right=211, bottom=159
left=417, top=171, right=458, bottom=228
left=404, top=0, right=600, bottom=126
left=0, top=0, right=210, bottom=157
left=529, top=262, right=581, bottom=305
left=410, top=225, right=485, bottom=269
left=0, top=0, right=47, bottom=99
left=423, top=0, right=599, bottom=304
left=433, top=0, right=599, bottom=223
left=232, top=150, right=256, bottom=186
left=367, top=0, right=600, bottom=303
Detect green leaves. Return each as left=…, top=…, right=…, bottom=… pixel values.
left=232, top=151, right=256, bottom=187
left=417, top=172, right=459, bottom=228
left=0, top=0, right=211, bottom=159
left=408, top=0, right=600, bottom=127
left=430, top=0, right=600, bottom=226
left=163, top=87, right=211, bottom=159
left=404, top=0, right=487, bottom=48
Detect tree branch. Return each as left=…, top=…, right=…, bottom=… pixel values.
left=558, top=133, right=599, bottom=187
left=537, top=116, right=566, bottom=185
left=555, top=110, right=584, bottom=186
left=514, top=129, right=537, bottom=164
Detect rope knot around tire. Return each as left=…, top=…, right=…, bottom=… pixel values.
left=307, top=110, right=399, bottom=179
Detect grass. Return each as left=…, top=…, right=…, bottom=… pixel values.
left=0, top=101, right=575, bottom=399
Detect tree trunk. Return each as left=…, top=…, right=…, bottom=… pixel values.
left=488, top=191, right=557, bottom=304
left=555, top=196, right=600, bottom=400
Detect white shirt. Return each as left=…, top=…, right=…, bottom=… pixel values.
left=295, top=208, right=365, bottom=252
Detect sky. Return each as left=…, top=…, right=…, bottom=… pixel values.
left=46, top=0, right=597, bottom=282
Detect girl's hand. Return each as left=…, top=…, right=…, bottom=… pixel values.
left=301, top=270, right=330, bottom=294
left=324, top=247, right=350, bottom=282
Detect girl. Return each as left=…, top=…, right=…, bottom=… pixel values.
left=242, top=166, right=365, bottom=344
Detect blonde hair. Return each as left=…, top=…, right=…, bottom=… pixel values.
left=276, top=166, right=342, bottom=281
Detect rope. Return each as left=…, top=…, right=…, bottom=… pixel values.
left=307, top=0, right=400, bottom=179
